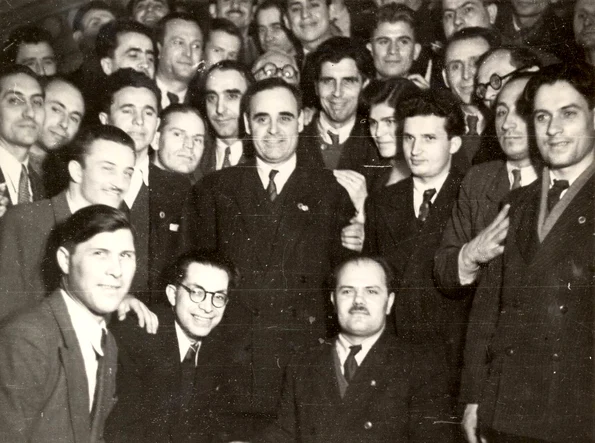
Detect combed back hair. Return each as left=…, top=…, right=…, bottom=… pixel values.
left=154, top=12, right=203, bottom=45
left=494, top=72, right=536, bottom=107
left=476, top=46, right=541, bottom=73
left=159, top=103, right=205, bottom=131
left=67, top=124, right=135, bottom=166
left=95, top=19, right=155, bottom=59
left=0, top=64, right=40, bottom=92
left=206, top=18, right=243, bottom=44
left=361, top=77, right=421, bottom=113
left=58, top=204, right=134, bottom=253
left=167, top=250, right=239, bottom=290
left=372, top=4, right=418, bottom=42
left=329, top=255, right=395, bottom=291
left=240, top=77, right=302, bottom=117
left=2, top=26, right=54, bottom=65
left=518, top=62, right=595, bottom=119
left=397, top=89, right=466, bottom=139
left=127, top=0, right=171, bottom=16
left=101, top=68, right=161, bottom=114
left=41, top=74, right=83, bottom=96
left=446, top=26, right=500, bottom=52
left=73, top=1, right=114, bottom=32
left=311, top=36, right=375, bottom=82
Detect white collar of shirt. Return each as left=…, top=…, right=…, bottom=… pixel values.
left=124, top=155, right=150, bottom=209
left=548, top=167, right=583, bottom=200
left=463, top=110, right=486, bottom=135
left=256, top=154, right=297, bottom=195
left=174, top=320, right=200, bottom=364
left=412, top=169, right=450, bottom=218
left=156, top=77, right=187, bottom=109
left=506, top=162, right=538, bottom=190
left=335, top=328, right=384, bottom=371
left=215, top=138, right=244, bottom=170
left=318, top=113, right=356, bottom=145
left=0, top=143, right=30, bottom=205
left=60, top=289, right=107, bottom=411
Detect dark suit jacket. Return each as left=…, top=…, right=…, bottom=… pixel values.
left=182, top=161, right=354, bottom=416
left=256, top=332, right=446, bottom=443
left=0, top=191, right=71, bottom=322
left=0, top=165, right=45, bottom=206
left=461, top=173, right=594, bottom=441
left=105, top=306, right=234, bottom=443
left=434, top=161, right=511, bottom=297
left=0, top=290, right=118, bottom=443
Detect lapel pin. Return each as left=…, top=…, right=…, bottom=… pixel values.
left=298, top=203, right=309, bottom=212
left=578, top=216, right=586, bottom=224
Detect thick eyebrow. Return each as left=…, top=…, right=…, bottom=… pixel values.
left=444, top=1, right=476, bottom=12
left=533, top=103, right=582, bottom=115
left=47, top=99, right=66, bottom=110
left=252, top=112, right=271, bottom=119
left=279, top=111, right=296, bottom=118
left=342, top=76, right=360, bottom=82
left=125, top=47, right=154, bottom=56
left=223, top=88, right=242, bottom=95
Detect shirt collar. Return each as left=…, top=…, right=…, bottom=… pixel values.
left=318, top=112, right=356, bottom=144
left=336, top=327, right=384, bottom=365
left=156, top=77, right=187, bottom=106
left=506, top=162, right=538, bottom=188
left=548, top=162, right=591, bottom=188
left=136, top=155, right=150, bottom=186
left=0, top=143, right=29, bottom=169
left=60, top=289, right=107, bottom=357
left=412, top=167, right=450, bottom=197
left=255, top=154, right=297, bottom=195
left=174, top=320, right=200, bottom=363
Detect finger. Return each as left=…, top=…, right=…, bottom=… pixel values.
left=147, top=311, right=158, bottom=334
left=492, top=226, right=509, bottom=244
left=487, top=204, right=510, bottom=229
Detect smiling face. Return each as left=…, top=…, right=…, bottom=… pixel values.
left=443, top=36, right=490, bottom=105
left=166, top=262, right=229, bottom=339
left=205, top=69, right=248, bottom=140
left=368, top=21, right=421, bottom=79
left=215, top=0, right=254, bottom=31
left=155, top=111, right=205, bottom=174
left=331, top=259, right=395, bottom=344
left=157, top=18, right=203, bottom=82
left=316, top=58, right=367, bottom=127
left=40, top=80, right=85, bottom=151
left=495, top=77, right=531, bottom=164
left=369, top=101, right=398, bottom=158
left=285, top=0, right=331, bottom=50
left=133, top=0, right=169, bottom=28
left=533, top=80, right=595, bottom=179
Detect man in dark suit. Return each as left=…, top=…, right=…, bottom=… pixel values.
left=434, top=73, right=539, bottom=298
left=106, top=251, right=238, bottom=443
left=364, top=88, right=466, bottom=441
left=461, top=63, right=594, bottom=443
left=256, top=255, right=447, bottom=443
left=183, top=78, right=354, bottom=436
left=99, top=68, right=190, bottom=303
left=0, top=204, right=135, bottom=443
left=0, top=64, right=46, bottom=209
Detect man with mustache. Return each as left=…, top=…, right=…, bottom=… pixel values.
left=256, top=256, right=444, bottom=442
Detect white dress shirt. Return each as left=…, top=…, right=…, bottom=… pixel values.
left=318, top=113, right=355, bottom=145
left=124, top=156, right=149, bottom=209
left=61, top=290, right=107, bottom=411
left=506, top=162, right=538, bottom=189
left=0, top=144, right=32, bottom=204
left=256, top=154, right=297, bottom=195
left=156, top=77, right=188, bottom=110
left=215, top=139, right=244, bottom=170
left=335, top=328, right=384, bottom=375
left=412, top=168, right=450, bottom=218
left=174, top=321, right=201, bottom=365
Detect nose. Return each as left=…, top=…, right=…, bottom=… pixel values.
left=332, top=81, right=343, bottom=98
left=216, top=97, right=226, bottom=115
left=463, top=62, right=476, bottom=81
left=138, top=54, right=149, bottom=72
left=106, top=254, right=123, bottom=278
left=301, top=5, right=312, bottom=19
left=546, top=113, right=563, bottom=136
left=409, top=138, right=421, bottom=156
left=352, top=288, right=365, bottom=304
left=501, top=111, right=515, bottom=132
left=23, top=100, right=36, bottom=119
left=31, top=61, right=43, bottom=76
left=198, top=294, right=214, bottom=313
left=132, top=111, right=144, bottom=126
left=388, top=40, right=396, bottom=55
left=183, top=134, right=193, bottom=150
left=58, top=112, right=69, bottom=130
left=454, top=10, right=464, bottom=27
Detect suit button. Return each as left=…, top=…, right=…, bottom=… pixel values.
left=370, top=380, right=377, bottom=387
left=578, top=216, right=586, bottom=224
left=552, top=353, right=560, bottom=361
left=559, top=305, right=568, bottom=314
left=159, top=211, right=165, bottom=219
left=505, top=346, right=515, bottom=356
left=364, top=421, right=373, bottom=430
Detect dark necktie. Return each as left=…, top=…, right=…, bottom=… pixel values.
left=221, top=146, right=232, bottom=169
left=327, top=130, right=340, bottom=148
left=267, top=169, right=279, bottom=202
left=344, top=345, right=362, bottom=382
left=167, top=91, right=180, bottom=105
left=418, top=188, right=437, bottom=222
left=18, top=164, right=31, bottom=204
left=91, top=329, right=107, bottom=418
left=180, top=342, right=200, bottom=406
left=511, top=168, right=522, bottom=190
left=466, top=115, right=479, bottom=135
left=547, top=179, right=569, bottom=212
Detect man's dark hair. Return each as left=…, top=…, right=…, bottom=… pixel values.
left=311, top=36, right=375, bottom=82
left=167, top=250, right=239, bottom=290
left=362, top=77, right=421, bottom=113
left=397, top=89, right=466, bottom=139
left=158, top=103, right=205, bottom=131
left=2, top=25, right=54, bottom=66
left=67, top=124, right=135, bottom=166
left=73, top=1, right=115, bottom=33
left=95, top=19, right=156, bottom=60
left=254, top=0, right=303, bottom=65
left=519, top=62, right=595, bottom=118
left=241, top=76, right=302, bottom=117
left=154, top=12, right=203, bottom=45
left=206, top=18, right=243, bottom=45
left=476, top=46, right=541, bottom=73
left=58, top=204, right=134, bottom=253
left=0, top=64, right=40, bottom=92
left=101, top=68, right=162, bottom=114
left=127, top=0, right=171, bottom=16
left=372, top=3, right=418, bottom=42
left=329, top=255, right=395, bottom=291
left=445, top=26, right=500, bottom=53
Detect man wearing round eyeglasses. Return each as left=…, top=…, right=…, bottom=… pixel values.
left=252, top=50, right=300, bottom=85
left=106, top=251, right=238, bottom=443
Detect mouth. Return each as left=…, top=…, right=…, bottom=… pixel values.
left=98, top=284, right=122, bottom=291
left=547, top=140, right=571, bottom=149
left=191, top=313, right=213, bottom=323
left=300, top=20, right=319, bottom=29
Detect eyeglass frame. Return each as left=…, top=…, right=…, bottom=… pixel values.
left=475, top=69, right=522, bottom=99
left=178, top=283, right=229, bottom=308
left=254, top=62, right=298, bottom=81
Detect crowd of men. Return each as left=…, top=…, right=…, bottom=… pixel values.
left=0, top=0, right=593, bottom=442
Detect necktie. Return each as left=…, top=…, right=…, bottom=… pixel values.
left=511, top=168, right=522, bottom=190
left=183, top=342, right=199, bottom=367
left=344, top=345, right=362, bottom=382
left=167, top=91, right=179, bottom=105
left=91, top=330, right=107, bottom=417
left=267, top=169, right=279, bottom=202
left=466, top=115, right=479, bottom=136
left=327, top=130, right=340, bottom=147
left=18, top=164, right=31, bottom=204
left=547, top=179, right=569, bottom=212
left=180, top=342, right=200, bottom=406
left=221, top=146, right=232, bottom=169
left=418, top=188, right=437, bottom=222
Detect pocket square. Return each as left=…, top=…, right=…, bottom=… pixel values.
left=169, top=223, right=179, bottom=232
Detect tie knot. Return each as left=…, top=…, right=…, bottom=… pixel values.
left=423, top=188, right=436, bottom=202
left=348, top=344, right=362, bottom=356
left=167, top=91, right=179, bottom=104
left=327, top=130, right=340, bottom=147
left=269, top=169, right=279, bottom=181
left=551, top=179, right=569, bottom=191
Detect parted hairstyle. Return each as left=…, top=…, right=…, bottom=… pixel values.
left=476, top=46, right=541, bottom=74
left=2, top=25, right=54, bottom=66
left=67, top=124, right=136, bottom=166
left=167, top=250, right=239, bottom=290
left=158, top=103, right=205, bottom=132
left=445, top=26, right=500, bottom=52
left=329, top=255, right=395, bottom=292
left=95, top=19, right=155, bottom=60
left=310, top=36, right=376, bottom=82
left=372, top=3, right=418, bottom=42
left=101, top=67, right=162, bottom=114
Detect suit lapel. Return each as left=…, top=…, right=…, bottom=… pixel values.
left=0, top=168, right=14, bottom=206
left=315, top=343, right=343, bottom=404
left=29, top=166, right=45, bottom=201
left=512, top=183, right=542, bottom=263
left=51, top=191, right=73, bottom=225
left=486, top=163, right=511, bottom=204
left=381, top=179, right=416, bottom=247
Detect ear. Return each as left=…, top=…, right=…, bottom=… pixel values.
left=99, top=112, right=109, bottom=125
left=166, top=284, right=178, bottom=307
left=209, top=3, right=217, bottom=17
left=283, top=14, right=291, bottom=29
left=386, top=292, right=395, bottom=315
left=157, top=42, right=163, bottom=59
left=73, top=30, right=82, bottom=44
left=56, top=246, right=70, bottom=276
left=366, top=42, right=372, bottom=54
left=413, top=43, right=422, bottom=61
left=449, top=135, right=462, bottom=154
left=298, top=110, right=304, bottom=133
left=243, top=113, right=251, bottom=135
left=68, top=160, right=83, bottom=184
left=330, top=291, right=336, bottom=308
left=487, top=3, right=498, bottom=24
left=442, top=68, right=450, bottom=88
left=100, top=57, right=113, bottom=76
